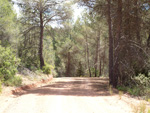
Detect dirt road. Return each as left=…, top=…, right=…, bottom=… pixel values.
left=0, top=77, right=136, bottom=113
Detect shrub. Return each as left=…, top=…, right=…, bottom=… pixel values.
left=0, top=44, right=20, bottom=86
left=134, top=74, right=150, bottom=87
left=42, top=65, right=51, bottom=74
left=117, top=86, right=127, bottom=92
left=127, top=87, right=141, bottom=96
left=121, top=74, right=150, bottom=98
left=35, top=69, right=43, bottom=75
left=4, top=76, right=22, bottom=86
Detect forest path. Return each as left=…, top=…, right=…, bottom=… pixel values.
left=0, top=77, right=135, bottom=113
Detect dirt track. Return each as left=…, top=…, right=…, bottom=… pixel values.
left=0, top=77, right=138, bottom=113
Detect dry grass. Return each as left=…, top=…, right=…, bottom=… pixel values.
left=109, top=85, right=113, bottom=95
left=131, top=101, right=147, bottom=113
left=119, top=91, right=123, bottom=99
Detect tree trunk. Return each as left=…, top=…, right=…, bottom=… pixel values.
left=85, top=45, right=87, bottom=69
left=125, top=0, right=131, bottom=39
left=66, top=52, right=71, bottom=77
left=95, top=31, right=100, bottom=77
left=39, top=12, right=45, bottom=69
left=113, top=0, right=122, bottom=87
left=98, top=30, right=102, bottom=77
left=134, top=0, right=141, bottom=43
left=147, top=34, right=150, bottom=47
left=107, top=0, right=114, bottom=85
left=101, top=38, right=106, bottom=76
left=99, top=59, right=102, bottom=76
left=85, top=33, right=92, bottom=77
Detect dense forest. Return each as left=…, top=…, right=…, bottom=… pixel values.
left=0, top=0, right=150, bottom=97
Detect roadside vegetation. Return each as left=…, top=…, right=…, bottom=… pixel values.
left=117, top=73, right=150, bottom=100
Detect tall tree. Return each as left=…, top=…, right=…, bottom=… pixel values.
left=0, top=0, right=18, bottom=46
left=107, top=0, right=113, bottom=85
left=113, top=0, right=122, bottom=87
left=94, top=31, right=99, bottom=77
left=17, top=0, right=72, bottom=68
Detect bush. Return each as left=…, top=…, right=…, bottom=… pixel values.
left=117, top=86, right=127, bottom=92
left=42, top=65, right=52, bottom=74
left=127, top=87, right=141, bottom=96
left=133, top=74, right=150, bottom=87
left=0, top=44, right=20, bottom=86
left=117, top=74, right=150, bottom=99
left=4, top=76, right=22, bottom=86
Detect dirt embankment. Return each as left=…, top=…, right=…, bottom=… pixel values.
left=1, top=74, right=53, bottom=96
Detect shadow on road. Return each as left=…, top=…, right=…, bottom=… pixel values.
left=13, top=77, right=118, bottom=97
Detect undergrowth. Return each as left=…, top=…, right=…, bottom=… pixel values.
left=42, top=64, right=54, bottom=75
left=109, top=85, right=113, bottom=95
left=4, top=76, right=22, bottom=86
left=0, top=44, right=22, bottom=87
left=132, top=101, right=147, bottom=113
left=117, top=74, right=150, bottom=100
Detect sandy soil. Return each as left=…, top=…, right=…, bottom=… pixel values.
left=0, top=77, right=149, bottom=113
left=1, top=74, right=51, bottom=96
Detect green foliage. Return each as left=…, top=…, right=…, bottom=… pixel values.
left=76, top=62, right=84, bottom=77
left=18, top=39, right=40, bottom=70
left=129, top=74, right=150, bottom=98
left=35, top=69, right=43, bottom=75
left=127, top=87, right=141, bottom=96
left=143, top=88, right=150, bottom=100
left=133, top=74, right=150, bottom=87
left=0, top=0, right=18, bottom=45
left=117, top=86, right=127, bottom=92
left=117, top=85, right=150, bottom=100
left=0, top=45, right=21, bottom=86
left=4, top=76, right=22, bottom=86
left=118, top=86, right=140, bottom=97
left=117, top=74, right=150, bottom=98
left=0, top=45, right=20, bottom=81
left=50, top=14, right=108, bottom=77
left=118, top=86, right=143, bottom=96
left=42, top=65, right=53, bottom=75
